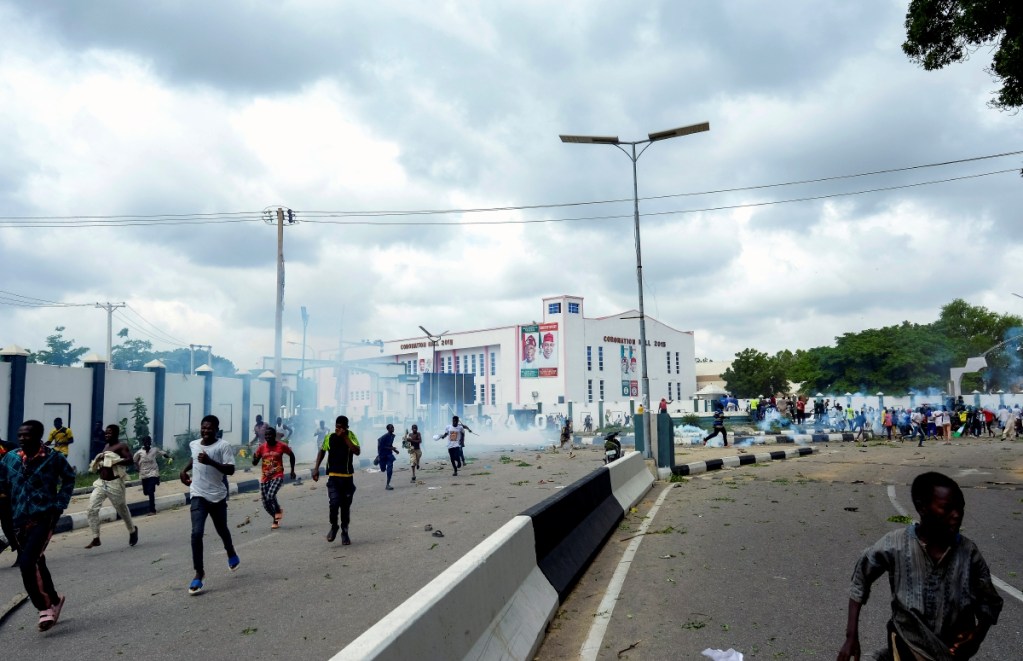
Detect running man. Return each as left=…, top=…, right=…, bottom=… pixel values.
left=407, top=424, right=423, bottom=482
left=377, top=424, right=399, bottom=491
left=312, top=415, right=360, bottom=545
left=133, top=435, right=171, bottom=515
left=837, top=472, right=1003, bottom=660
left=438, top=415, right=466, bottom=476
left=85, top=424, right=138, bottom=549
left=0, top=420, right=76, bottom=631
left=45, top=417, right=74, bottom=457
left=180, top=415, right=239, bottom=595
left=252, top=427, right=296, bottom=529
left=702, top=408, right=728, bottom=447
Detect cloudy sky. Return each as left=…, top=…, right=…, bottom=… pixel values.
left=1, top=0, right=1021, bottom=371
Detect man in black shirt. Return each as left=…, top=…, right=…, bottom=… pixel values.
left=312, top=416, right=361, bottom=545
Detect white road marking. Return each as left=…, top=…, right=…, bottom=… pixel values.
left=580, top=484, right=673, bottom=661
left=887, top=483, right=1022, bottom=605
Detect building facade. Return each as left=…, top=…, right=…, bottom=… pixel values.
left=339, top=295, right=697, bottom=429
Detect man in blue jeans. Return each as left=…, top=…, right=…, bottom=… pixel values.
left=179, top=415, right=239, bottom=595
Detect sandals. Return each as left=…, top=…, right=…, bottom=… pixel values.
left=38, top=609, right=55, bottom=631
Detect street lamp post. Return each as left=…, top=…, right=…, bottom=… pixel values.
left=561, top=122, right=710, bottom=462
left=419, top=326, right=449, bottom=429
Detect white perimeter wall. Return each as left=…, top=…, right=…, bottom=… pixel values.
left=213, top=376, right=243, bottom=445
left=23, top=363, right=94, bottom=470
left=164, top=373, right=205, bottom=450
left=104, top=370, right=156, bottom=441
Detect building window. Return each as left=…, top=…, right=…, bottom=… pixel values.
left=490, top=352, right=496, bottom=376
left=676, top=383, right=681, bottom=400
left=587, top=379, right=593, bottom=403
left=446, top=357, right=452, bottom=373
left=586, top=346, right=592, bottom=371
left=490, top=384, right=496, bottom=406
left=479, top=353, right=484, bottom=375
left=548, top=302, right=561, bottom=314
left=568, top=302, right=580, bottom=313
left=668, top=382, right=672, bottom=400
left=598, top=347, right=604, bottom=371
left=675, top=352, right=680, bottom=374
left=455, top=356, right=460, bottom=373
left=471, top=354, right=477, bottom=374
left=599, top=380, right=605, bottom=401
left=480, top=384, right=485, bottom=403
left=666, top=351, right=671, bottom=373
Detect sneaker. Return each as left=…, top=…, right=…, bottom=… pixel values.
left=51, top=595, right=65, bottom=625
left=385, top=485, right=394, bottom=491
left=188, top=577, right=205, bottom=595
left=327, top=524, right=340, bottom=542
left=411, top=476, right=416, bottom=483
left=341, top=529, right=351, bottom=545
left=228, top=555, right=240, bottom=572
left=129, top=527, right=139, bottom=547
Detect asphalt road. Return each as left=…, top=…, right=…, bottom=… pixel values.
left=536, top=438, right=1023, bottom=660
left=0, top=444, right=603, bottom=658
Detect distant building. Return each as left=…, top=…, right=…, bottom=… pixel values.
left=328, top=295, right=697, bottom=429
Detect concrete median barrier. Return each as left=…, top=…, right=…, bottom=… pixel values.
left=332, top=515, right=558, bottom=661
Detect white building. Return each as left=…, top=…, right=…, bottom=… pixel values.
left=338, top=295, right=696, bottom=430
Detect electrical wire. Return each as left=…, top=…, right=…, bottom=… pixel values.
left=113, top=310, right=188, bottom=348
left=121, top=305, right=189, bottom=347
left=0, top=289, right=93, bottom=307
left=0, top=149, right=1019, bottom=227
left=298, top=168, right=1017, bottom=227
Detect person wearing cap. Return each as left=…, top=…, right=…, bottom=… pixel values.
left=522, top=334, right=537, bottom=364
left=540, top=332, right=556, bottom=366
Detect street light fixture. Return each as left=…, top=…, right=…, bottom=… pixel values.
left=419, top=326, right=449, bottom=428
left=560, top=121, right=710, bottom=462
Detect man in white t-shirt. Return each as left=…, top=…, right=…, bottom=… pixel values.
left=179, top=415, right=239, bottom=596
left=438, top=416, right=465, bottom=477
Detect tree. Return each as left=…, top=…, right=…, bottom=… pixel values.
left=30, top=326, right=89, bottom=366
left=721, top=348, right=789, bottom=398
left=903, top=0, right=1023, bottom=110
left=152, top=348, right=238, bottom=377
left=111, top=328, right=154, bottom=371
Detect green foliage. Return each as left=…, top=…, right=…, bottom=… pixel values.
left=903, top=0, right=1023, bottom=111
left=130, top=397, right=151, bottom=442
left=736, top=299, right=1023, bottom=394
left=721, top=348, right=789, bottom=398
left=29, top=326, right=89, bottom=366
left=679, top=413, right=701, bottom=427
left=111, top=328, right=154, bottom=371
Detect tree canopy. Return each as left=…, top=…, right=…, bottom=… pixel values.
left=723, top=299, right=1023, bottom=396
left=29, top=326, right=89, bottom=366
left=903, top=0, right=1023, bottom=110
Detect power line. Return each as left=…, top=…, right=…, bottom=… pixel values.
left=112, top=310, right=187, bottom=349
left=121, top=305, right=189, bottom=347
left=0, top=289, right=93, bottom=308
left=0, top=149, right=1019, bottom=228
left=298, top=168, right=1017, bottom=227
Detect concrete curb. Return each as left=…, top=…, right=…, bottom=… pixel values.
left=672, top=446, right=818, bottom=476
left=55, top=476, right=265, bottom=534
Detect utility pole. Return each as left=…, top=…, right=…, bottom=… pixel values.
left=264, top=206, right=296, bottom=418
left=95, top=302, right=126, bottom=370
left=189, top=343, right=212, bottom=373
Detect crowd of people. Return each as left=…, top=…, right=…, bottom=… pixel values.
left=0, top=409, right=482, bottom=631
